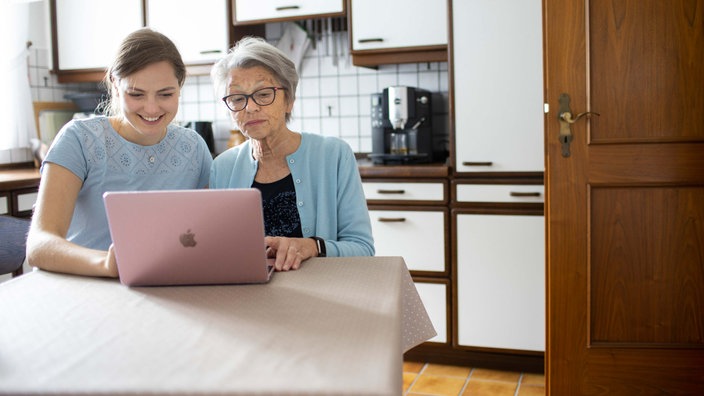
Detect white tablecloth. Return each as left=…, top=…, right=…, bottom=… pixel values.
left=0, top=256, right=435, bottom=395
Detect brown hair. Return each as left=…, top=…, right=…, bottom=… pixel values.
left=99, top=28, right=186, bottom=116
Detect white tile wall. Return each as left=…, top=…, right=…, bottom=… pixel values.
left=5, top=22, right=448, bottom=165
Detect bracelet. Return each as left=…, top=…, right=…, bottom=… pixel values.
left=310, top=236, right=326, bottom=257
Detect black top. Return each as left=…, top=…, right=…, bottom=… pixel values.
left=252, top=174, right=302, bottom=238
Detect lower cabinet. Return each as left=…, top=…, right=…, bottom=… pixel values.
left=369, top=208, right=447, bottom=273
left=0, top=170, right=40, bottom=218
left=361, top=174, right=545, bottom=371
left=363, top=178, right=451, bottom=346
left=455, top=212, right=545, bottom=351
left=413, top=281, right=448, bottom=343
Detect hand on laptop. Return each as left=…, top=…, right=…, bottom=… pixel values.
left=265, top=236, right=317, bottom=271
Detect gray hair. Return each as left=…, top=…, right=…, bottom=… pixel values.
left=211, top=36, right=299, bottom=122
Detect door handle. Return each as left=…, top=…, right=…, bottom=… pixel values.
left=558, top=93, right=599, bottom=157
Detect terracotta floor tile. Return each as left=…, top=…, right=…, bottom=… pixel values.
left=469, top=368, right=521, bottom=383
left=423, top=363, right=472, bottom=378
left=462, top=379, right=517, bottom=396
left=517, top=385, right=546, bottom=396
left=409, top=373, right=467, bottom=396
left=403, top=361, right=425, bottom=374
left=403, top=372, right=418, bottom=392
left=521, top=372, right=545, bottom=386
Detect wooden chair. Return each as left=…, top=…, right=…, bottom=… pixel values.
left=0, top=215, right=31, bottom=278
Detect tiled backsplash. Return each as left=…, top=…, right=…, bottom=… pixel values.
left=7, top=22, right=448, bottom=164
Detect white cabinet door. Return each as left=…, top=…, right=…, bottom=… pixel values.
left=56, top=0, right=143, bottom=70
left=456, top=214, right=545, bottom=351
left=369, top=209, right=446, bottom=273
left=414, top=282, right=447, bottom=343
left=0, top=196, right=8, bottom=215
left=452, top=0, right=544, bottom=173
left=147, top=0, right=228, bottom=64
left=350, top=0, right=447, bottom=50
left=234, top=0, right=344, bottom=23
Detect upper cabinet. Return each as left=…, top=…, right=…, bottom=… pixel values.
left=147, top=0, right=229, bottom=65
left=348, top=0, right=448, bottom=67
left=53, top=0, right=143, bottom=81
left=232, top=0, right=344, bottom=25
left=451, top=0, right=544, bottom=175
left=51, top=0, right=230, bottom=82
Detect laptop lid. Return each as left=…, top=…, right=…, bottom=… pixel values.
left=103, top=189, right=273, bottom=286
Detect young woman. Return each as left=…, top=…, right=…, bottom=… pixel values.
left=26, top=28, right=212, bottom=277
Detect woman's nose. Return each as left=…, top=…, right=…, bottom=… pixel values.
left=244, top=97, right=260, bottom=112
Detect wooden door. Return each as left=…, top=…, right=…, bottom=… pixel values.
left=544, top=0, right=704, bottom=394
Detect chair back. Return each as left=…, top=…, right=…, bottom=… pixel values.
left=0, top=215, right=31, bottom=277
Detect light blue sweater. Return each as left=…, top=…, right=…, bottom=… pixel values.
left=43, top=116, right=212, bottom=250
left=210, top=132, right=375, bottom=257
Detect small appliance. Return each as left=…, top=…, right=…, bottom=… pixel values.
left=369, top=86, right=435, bottom=164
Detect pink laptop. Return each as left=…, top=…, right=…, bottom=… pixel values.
left=103, top=189, right=274, bottom=286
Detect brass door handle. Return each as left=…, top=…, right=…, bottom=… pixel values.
left=558, top=93, right=600, bottom=157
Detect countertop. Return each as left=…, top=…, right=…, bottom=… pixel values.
left=0, top=161, right=451, bottom=189
left=357, top=158, right=450, bottom=179
left=0, top=166, right=40, bottom=190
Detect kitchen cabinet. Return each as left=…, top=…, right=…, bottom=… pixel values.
left=362, top=177, right=451, bottom=345
left=347, top=0, right=448, bottom=67
left=451, top=0, right=543, bottom=174
left=455, top=212, right=545, bottom=351
left=233, top=0, right=344, bottom=25
left=0, top=169, right=41, bottom=218
left=53, top=0, right=143, bottom=80
left=50, top=0, right=232, bottom=82
left=415, top=282, right=448, bottom=343
left=147, top=0, right=229, bottom=64
left=0, top=194, right=8, bottom=216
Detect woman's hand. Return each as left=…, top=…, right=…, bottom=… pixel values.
left=104, top=244, right=119, bottom=278
left=264, top=236, right=318, bottom=271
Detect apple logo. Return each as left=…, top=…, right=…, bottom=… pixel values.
left=179, top=229, right=197, bottom=247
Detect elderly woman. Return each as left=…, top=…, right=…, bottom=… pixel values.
left=210, top=36, right=374, bottom=271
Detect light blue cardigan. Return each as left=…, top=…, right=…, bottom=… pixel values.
left=210, top=132, right=375, bottom=257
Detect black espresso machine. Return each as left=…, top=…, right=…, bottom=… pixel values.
left=369, top=86, right=435, bottom=164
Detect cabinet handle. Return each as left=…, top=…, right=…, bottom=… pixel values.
left=377, top=189, right=405, bottom=194
left=199, top=50, right=222, bottom=55
left=378, top=217, right=406, bottom=222
left=276, top=5, right=300, bottom=11
left=358, top=38, right=384, bottom=44
left=509, top=191, right=541, bottom=197
left=462, top=161, right=493, bottom=166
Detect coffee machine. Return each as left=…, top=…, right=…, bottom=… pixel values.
left=369, top=86, right=435, bottom=164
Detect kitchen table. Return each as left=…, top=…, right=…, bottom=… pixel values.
left=0, top=256, right=435, bottom=395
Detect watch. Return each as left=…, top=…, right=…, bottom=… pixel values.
left=310, top=236, right=326, bottom=257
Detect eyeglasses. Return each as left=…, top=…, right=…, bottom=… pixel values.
left=221, top=87, right=286, bottom=112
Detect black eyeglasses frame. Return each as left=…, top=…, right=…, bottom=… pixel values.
left=221, top=86, right=287, bottom=112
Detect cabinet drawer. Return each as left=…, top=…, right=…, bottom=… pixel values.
left=456, top=184, right=544, bottom=204
left=414, top=281, right=448, bottom=344
left=363, top=182, right=446, bottom=203
left=369, top=209, right=446, bottom=273
left=233, top=0, right=344, bottom=24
